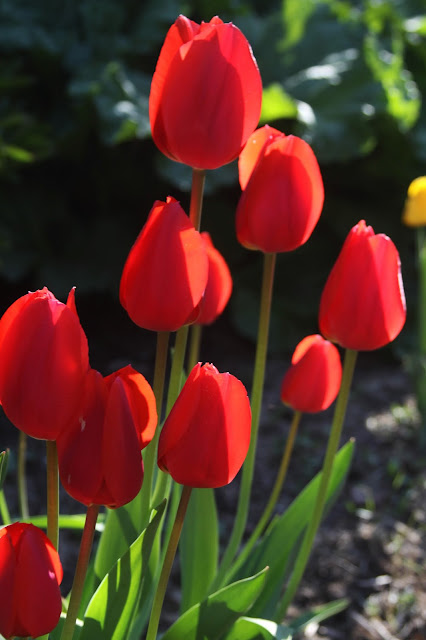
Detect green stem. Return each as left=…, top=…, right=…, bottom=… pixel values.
left=152, top=326, right=189, bottom=508
left=146, top=485, right=192, bottom=640
left=189, top=169, right=205, bottom=231
left=226, top=410, right=302, bottom=583
left=212, top=252, right=277, bottom=590
left=188, top=323, right=202, bottom=372
left=60, top=504, right=100, bottom=640
left=0, top=490, right=10, bottom=525
left=275, top=348, right=358, bottom=622
left=46, top=441, right=59, bottom=550
left=416, top=228, right=426, bottom=447
left=18, top=431, right=29, bottom=520
left=140, top=331, right=170, bottom=521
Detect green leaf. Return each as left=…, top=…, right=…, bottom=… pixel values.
left=260, top=84, right=298, bottom=123
left=21, top=513, right=105, bottom=531
left=79, top=500, right=166, bottom=640
left=222, top=616, right=293, bottom=639
left=161, top=569, right=268, bottom=640
left=180, top=488, right=219, bottom=613
left=290, top=597, right=349, bottom=631
left=233, top=441, right=354, bottom=619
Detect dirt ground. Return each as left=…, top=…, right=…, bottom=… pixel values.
left=0, top=293, right=425, bottom=640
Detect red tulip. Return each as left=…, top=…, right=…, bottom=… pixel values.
left=280, top=335, right=342, bottom=413
left=0, top=522, right=63, bottom=639
left=236, top=125, right=324, bottom=253
left=0, top=287, right=89, bottom=440
left=57, top=365, right=157, bottom=508
left=158, top=363, right=251, bottom=488
left=120, top=197, right=209, bottom=332
left=149, top=15, right=262, bottom=170
left=195, top=232, right=233, bottom=325
left=319, top=220, right=406, bottom=351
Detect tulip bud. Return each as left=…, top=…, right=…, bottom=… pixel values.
left=195, top=232, right=233, bottom=325
left=0, top=523, right=63, bottom=639
left=319, top=220, right=406, bottom=351
left=0, top=287, right=89, bottom=440
left=236, top=125, right=324, bottom=253
left=120, top=197, right=209, bottom=332
left=402, top=176, right=426, bottom=227
left=57, top=365, right=157, bottom=508
left=280, top=335, right=342, bottom=413
left=158, top=363, right=251, bottom=488
left=149, top=15, right=262, bottom=170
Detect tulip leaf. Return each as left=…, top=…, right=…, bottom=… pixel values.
left=222, top=616, right=293, bottom=640
left=180, top=487, right=219, bottom=613
left=22, top=513, right=105, bottom=531
left=233, top=440, right=354, bottom=619
left=161, top=569, right=268, bottom=640
left=79, top=500, right=166, bottom=640
left=290, top=597, right=349, bottom=632
left=0, top=449, right=9, bottom=491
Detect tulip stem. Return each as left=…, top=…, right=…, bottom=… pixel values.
left=213, top=251, right=276, bottom=590
left=140, top=331, right=170, bottom=523
left=225, top=410, right=302, bottom=583
left=0, top=490, right=11, bottom=525
left=46, top=440, right=59, bottom=550
left=275, top=348, right=358, bottom=622
left=188, top=323, right=202, bottom=371
left=146, top=485, right=192, bottom=640
left=189, top=169, right=205, bottom=231
left=416, top=228, right=426, bottom=446
left=18, top=431, right=29, bottom=520
left=60, top=504, right=100, bottom=640
left=152, top=325, right=189, bottom=508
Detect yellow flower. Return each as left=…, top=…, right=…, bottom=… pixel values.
left=402, top=176, right=426, bottom=227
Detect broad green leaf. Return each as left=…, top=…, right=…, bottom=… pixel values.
left=22, top=513, right=105, bottom=531
left=222, top=616, right=293, bottom=640
left=161, top=570, right=268, bottom=640
left=79, top=500, right=166, bottom=640
left=290, top=598, right=349, bottom=631
left=233, top=441, right=354, bottom=619
left=180, top=488, right=219, bottom=613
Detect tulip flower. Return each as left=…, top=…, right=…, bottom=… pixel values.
left=0, top=287, right=89, bottom=440
left=280, top=335, right=342, bottom=413
left=0, top=522, right=63, bottom=639
left=57, top=365, right=157, bottom=508
left=236, top=125, right=324, bottom=253
left=158, top=363, right=251, bottom=488
left=402, top=176, right=426, bottom=227
left=149, top=15, right=262, bottom=170
left=195, top=232, right=233, bottom=325
left=120, top=197, right=209, bottom=332
left=319, top=220, right=406, bottom=351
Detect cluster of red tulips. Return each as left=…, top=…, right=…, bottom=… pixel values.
left=0, top=14, right=406, bottom=640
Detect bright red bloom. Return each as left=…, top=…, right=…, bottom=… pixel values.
left=0, top=522, right=63, bottom=639
left=158, top=363, right=251, bottom=488
left=319, top=220, right=406, bottom=351
left=57, top=365, right=157, bottom=508
left=280, top=335, right=342, bottom=413
left=236, top=125, right=324, bottom=253
left=0, top=287, right=89, bottom=440
left=195, top=232, right=233, bottom=325
left=120, top=197, right=209, bottom=332
left=149, top=15, right=262, bottom=170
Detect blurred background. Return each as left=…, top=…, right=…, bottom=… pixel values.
left=0, top=0, right=424, bottom=355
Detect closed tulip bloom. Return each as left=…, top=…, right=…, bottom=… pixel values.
left=280, top=335, right=342, bottom=413
left=236, top=125, right=324, bottom=253
left=402, top=176, right=426, bottom=227
left=0, top=287, right=89, bottom=440
left=149, top=15, right=262, bottom=170
left=120, top=197, right=209, bottom=332
left=57, top=365, right=157, bottom=508
left=195, top=232, right=233, bottom=325
left=319, top=220, right=406, bottom=351
left=158, top=363, right=251, bottom=488
left=0, top=522, right=63, bottom=639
